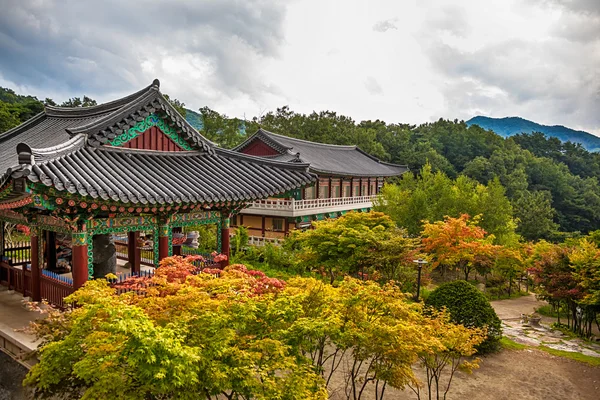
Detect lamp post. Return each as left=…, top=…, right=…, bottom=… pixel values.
left=413, top=258, right=428, bottom=302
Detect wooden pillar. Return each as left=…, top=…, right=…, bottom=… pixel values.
left=127, top=231, right=141, bottom=274
left=172, top=227, right=182, bottom=256
left=328, top=177, right=333, bottom=198
left=261, top=216, right=266, bottom=237
left=220, top=215, right=230, bottom=268
left=0, top=221, right=4, bottom=257
left=72, top=230, right=89, bottom=290
left=367, top=178, right=371, bottom=196
left=30, top=231, right=41, bottom=301
left=316, top=180, right=320, bottom=199
left=158, top=222, right=170, bottom=262
left=46, top=231, right=56, bottom=271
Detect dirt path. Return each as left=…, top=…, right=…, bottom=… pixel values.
left=326, top=347, right=600, bottom=400
left=490, top=293, right=543, bottom=320
left=445, top=348, right=600, bottom=400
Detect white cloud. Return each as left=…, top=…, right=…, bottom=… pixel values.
left=373, top=19, right=398, bottom=33
left=0, top=0, right=598, bottom=134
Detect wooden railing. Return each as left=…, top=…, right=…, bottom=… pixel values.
left=114, top=238, right=155, bottom=266
left=0, top=262, right=29, bottom=294
left=2, top=240, right=31, bottom=267
left=180, top=248, right=220, bottom=269
left=246, top=195, right=377, bottom=212
left=247, top=236, right=282, bottom=247
left=0, top=261, right=74, bottom=308
left=40, top=271, right=74, bottom=309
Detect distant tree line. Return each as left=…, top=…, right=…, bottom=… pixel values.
left=238, top=107, right=600, bottom=240
left=3, top=86, right=600, bottom=239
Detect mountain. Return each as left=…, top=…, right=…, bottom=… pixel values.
left=184, top=108, right=204, bottom=131
left=466, top=116, right=600, bottom=152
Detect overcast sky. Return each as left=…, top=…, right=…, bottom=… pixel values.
left=1, top=0, right=598, bottom=133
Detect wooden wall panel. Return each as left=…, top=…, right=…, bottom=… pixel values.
left=123, top=127, right=184, bottom=151
left=241, top=140, right=280, bottom=156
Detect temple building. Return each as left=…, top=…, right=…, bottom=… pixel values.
left=232, top=129, right=408, bottom=244
left=0, top=80, right=315, bottom=307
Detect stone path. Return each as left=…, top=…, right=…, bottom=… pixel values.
left=491, top=294, right=600, bottom=357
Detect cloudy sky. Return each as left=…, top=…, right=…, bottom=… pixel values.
left=1, top=0, right=598, bottom=133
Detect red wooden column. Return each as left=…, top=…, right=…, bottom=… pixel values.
left=30, top=230, right=41, bottom=301
left=172, top=227, right=182, bottom=256
left=127, top=231, right=141, bottom=274
left=46, top=231, right=57, bottom=271
left=72, top=230, right=89, bottom=290
left=158, top=221, right=170, bottom=262
left=220, top=214, right=231, bottom=268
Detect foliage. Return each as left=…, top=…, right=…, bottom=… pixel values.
left=182, top=224, right=217, bottom=253
left=162, top=94, right=186, bottom=117
left=569, top=239, right=600, bottom=306
left=25, top=256, right=485, bottom=400
left=0, top=87, right=96, bottom=133
left=230, top=225, right=249, bottom=259
left=59, top=96, right=97, bottom=108
left=422, top=214, right=500, bottom=281
left=512, top=190, right=559, bottom=241
left=375, top=164, right=517, bottom=243
left=199, top=106, right=246, bottom=148
left=528, top=239, right=600, bottom=338
left=409, top=310, right=484, bottom=400
left=425, top=280, right=502, bottom=354
left=0, top=87, right=44, bottom=132
left=288, top=211, right=421, bottom=286
left=6, top=83, right=600, bottom=235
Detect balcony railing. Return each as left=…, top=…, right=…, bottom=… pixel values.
left=241, top=195, right=378, bottom=217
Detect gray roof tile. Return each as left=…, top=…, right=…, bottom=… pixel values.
left=1, top=80, right=316, bottom=202
left=235, top=129, right=408, bottom=177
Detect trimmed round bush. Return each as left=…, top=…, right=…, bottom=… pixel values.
left=425, top=280, right=502, bottom=353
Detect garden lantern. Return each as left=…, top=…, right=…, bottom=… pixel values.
left=413, top=258, right=428, bottom=302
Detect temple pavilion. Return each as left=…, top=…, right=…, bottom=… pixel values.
left=0, top=79, right=315, bottom=306
left=232, top=129, right=407, bottom=244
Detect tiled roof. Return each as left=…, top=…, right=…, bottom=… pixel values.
left=14, top=140, right=314, bottom=204
left=1, top=80, right=316, bottom=203
left=234, top=129, right=409, bottom=177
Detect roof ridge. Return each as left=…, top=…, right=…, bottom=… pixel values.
left=66, top=89, right=158, bottom=134
left=29, top=133, right=87, bottom=156
left=0, top=111, right=46, bottom=143
left=44, top=80, right=158, bottom=118
left=215, top=147, right=311, bottom=171
left=259, top=128, right=357, bottom=149
left=63, top=81, right=215, bottom=154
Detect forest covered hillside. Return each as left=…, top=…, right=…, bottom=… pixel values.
left=467, top=116, right=600, bottom=152
left=3, top=87, right=600, bottom=239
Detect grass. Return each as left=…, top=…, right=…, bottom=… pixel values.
left=538, top=345, right=600, bottom=367
left=500, top=337, right=528, bottom=350
left=485, top=290, right=530, bottom=301
left=501, top=337, right=600, bottom=367
left=535, top=304, right=568, bottom=319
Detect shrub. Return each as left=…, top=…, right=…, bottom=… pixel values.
left=425, top=280, right=502, bottom=353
